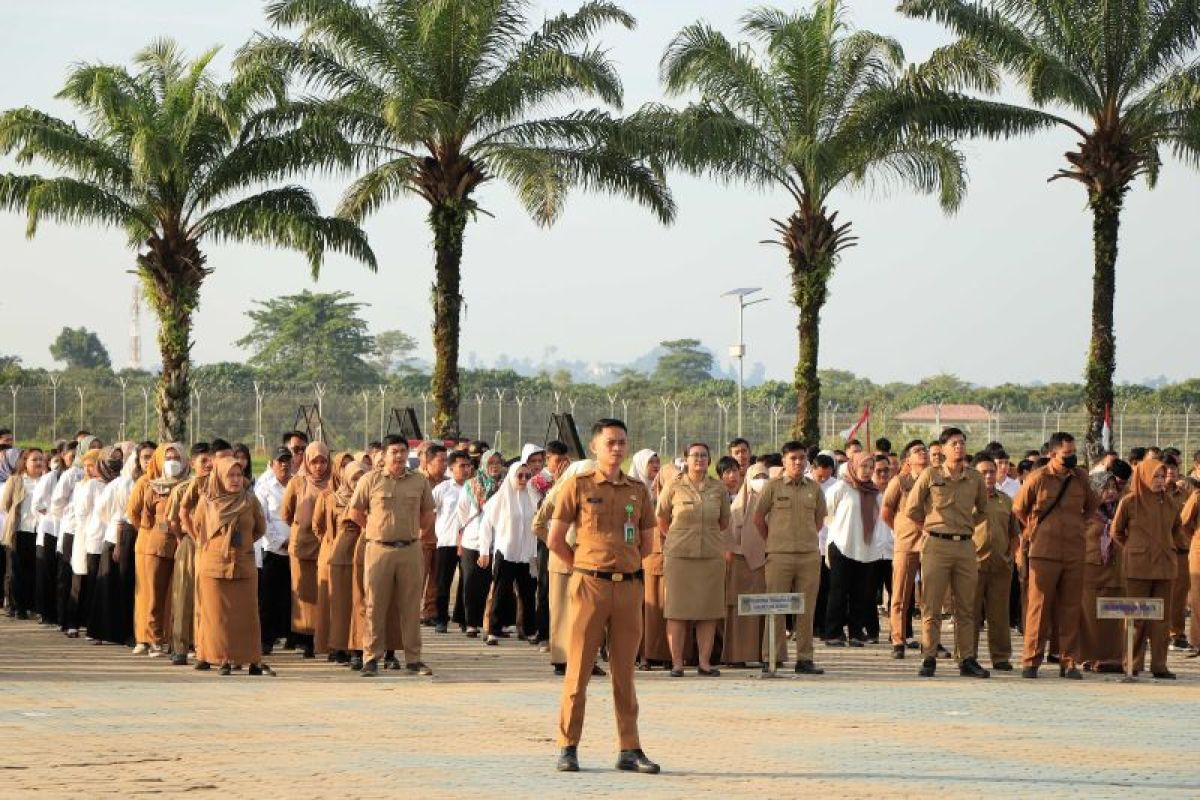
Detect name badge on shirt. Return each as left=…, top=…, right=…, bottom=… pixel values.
left=623, top=504, right=636, bottom=544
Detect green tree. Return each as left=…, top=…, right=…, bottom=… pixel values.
left=49, top=326, right=111, bottom=370
left=652, top=1, right=1007, bottom=443
left=372, top=329, right=419, bottom=376
left=653, top=338, right=714, bottom=386
left=899, top=0, right=1200, bottom=456
left=240, top=0, right=675, bottom=437
left=0, top=39, right=376, bottom=440
left=237, top=290, right=379, bottom=384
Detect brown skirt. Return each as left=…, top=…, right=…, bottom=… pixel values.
left=548, top=570, right=571, bottom=664
left=197, top=573, right=262, bottom=666
left=314, top=557, right=332, bottom=654
left=134, top=552, right=173, bottom=646
left=642, top=571, right=669, bottom=662
left=327, top=563, right=355, bottom=652
left=664, top=555, right=725, bottom=621
left=1080, top=562, right=1125, bottom=667
left=290, top=555, right=318, bottom=635
left=723, top=554, right=766, bottom=664
left=349, top=537, right=367, bottom=651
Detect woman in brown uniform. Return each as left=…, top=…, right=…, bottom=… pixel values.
left=657, top=443, right=732, bottom=677
left=324, top=461, right=365, bottom=665
left=630, top=450, right=668, bottom=669
left=1180, top=484, right=1200, bottom=654
left=1112, top=458, right=1187, bottom=678
left=281, top=441, right=330, bottom=659
left=128, top=443, right=187, bottom=655
left=195, top=456, right=271, bottom=676
left=724, top=462, right=768, bottom=666
left=1079, top=471, right=1124, bottom=672
left=313, top=451, right=352, bottom=657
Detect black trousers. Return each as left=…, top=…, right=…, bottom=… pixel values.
left=111, top=524, right=137, bottom=644
left=36, top=535, right=59, bottom=624
left=9, top=530, right=37, bottom=615
left=536, top=541, right=550, bottom=641
left=824, top=543, right=875, bottom=641
left=460, top=548, right=491, bottom=629
left=867, top=559, right=893, bottom=640
left=57, top=533, right=75, bottom=630
left=88, top=543, right=118, bottom=641
left=811, top=560, right=831, bottom=639
left=434, top=545, right=462, bottom=625
left=489, top=552, right=537, bottom=638
left=259, top=551, right=292, bottom=646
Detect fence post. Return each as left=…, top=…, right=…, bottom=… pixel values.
left=8, top=385, right=18, bottom=440
left=77, top=386, right=86, bottom=433
left=117, top=376, right=129, bottom=440
left=671, top=399, right=681, bottom=457
left=1155, top=407, right=1163, bottom=447
left=49, top=372, right=61, bottom=442
left=606, top=392, right=618, bottom=419
left=141, top=385, right=150, bottom=440
left=1185, top=404, right=1193, bottom=458
left=192, top=387, right=203, bottom=445
left=516, top=395, right=526, bottom=446
left=254, top=381, right=265, bottom=453
left=378, top=385, right=387, bottom=440
left=362, top=389, right=370, bottom=450
left=475, top=393, right=485, bottom=440
left=494, top=388, right=506, bottom=452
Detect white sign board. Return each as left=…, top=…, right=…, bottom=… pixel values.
left=738, top=593, right=804, bottom=616
left=1096, top=597, right=1164, bottom=620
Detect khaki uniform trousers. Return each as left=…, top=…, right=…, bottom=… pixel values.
left=1022, top=557, right=1083, bottom=669
left=762, top=551, right=820, bottom=664
left=889, top=551, right=920, bottom=646
left=362, top=542, right=422, bottom=664
left=1169, top=551, right=1189, bottom=637
left=1124, top=577, right=1172, bottom=674
left=973, top=557, right=1013, bottom=663
left=170, top=536, right=196, bottom=656
left=1190, top=548, right=1200, bottom=647
left=918, top=536, right=977, bottom=661
left=421, top=541, right=437, bottom=621
left=557, top=572, right=642, bottom=750
left=547, top=571, right=571, bottom=665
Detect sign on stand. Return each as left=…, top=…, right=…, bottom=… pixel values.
left=739, top=593, right=804, bottom=678
left=1097, top=597, right=1164, bottom=682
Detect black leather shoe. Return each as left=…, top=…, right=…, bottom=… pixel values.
left=218, top=664, right=232, bottom=676
left=1021, top=666, right=1038, bottom=679
left=959, top=657, right=990, bottom=678
left=434, top=623, right=448, bottom=634
left=795, top=660, right=824, bottom=675
left=553, top=663, right=566, bottom=676
left=385, top=656, right=402, bottom=670
left=557, top=746, right=579, bottom=772
left=1152, top=670, right=1177, bottom=680
left=302, top=644, right=315, bottom=659
left=616, top=748, right=660, bottom=774
left=360, top=659, right=378, bottom=677
left=591, top=663, right=606, bottom=677
left=992, top=661, right=1013, bottom=672
left=349, top=655, right=363, bottom=671
left=918, top=657, right=936, bottom=677
left=405, top=661, right=433, bottom=676
left=1061, top=666, right=1083, bottom=680
left=193, top=660, right=210, bottom=671
left=936, top=644, right=952, bottom=659
left=170, top=653, right=188, bottom=666
left=891, top=645, right=905, bottom=659
left=669, top=668, right=684, bottom=678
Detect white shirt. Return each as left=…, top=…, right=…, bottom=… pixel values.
left=51, top=465, right=83, bottom=552
left=94, top=474, right=134, bottom=546
left=255, top=471, right=290, bottom=556
left=824, top=479, right=890, bottom=563
left=997, top=476, right=1020, bottom=498
left=433, top=480, right=465, bottom=548
left=478, top=495, right=537, bottom=563
left=818, top=476, right=838, bottom=555
left=456, top=482, right=490, bottom=551
left=13, top=475, right=38, bottom=533
left=70, top=479, right=104, bottom=575
left=32, top=470, right=59, bottom=546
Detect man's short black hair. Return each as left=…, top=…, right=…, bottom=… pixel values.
left=973, top=451, right=995, bottom=466
left=211, top=437, right=233, bottom=453
left=728, top=437, right=750, bottom=450
left=425, top=443, right=447, bottom=458
left=939, top=427, right=965, bottom=445
left=1111, top=459, right=1133, bottom=481
left=1163, top=454, right=1180, bottom=468
left=1017, top=459, right=1035, bottom=475
left=1163, top=447, right=1181, bottom=459
left=283, top=430, right=308, bottom=445
left=874, top=437, right=892, bottom=454
left=1129, top=446, right=1147, bottom=462
left=368, top=440, right=383, bottom=450
left=447, top=450, right=472, bottom=467
left=190, top=442, right=212, bottom=457
left=591, top=418, right=627, bottom=436
left=846, top=438, right=862, bottom=448
left=780, top=440, right=807, bottom=456
left=383, top=434, right=408, bottom=450
left=0, top=427, right=11, bottom=437
left=545, top=440, right=569, bottom=457
left=814, top=453, right=836, bottom=471
left=1047, top=432, right=1074, bottom=451
left=991, top=449, right=1010, bottom=461
left=902, top=439, right=925, bottom=458
left=760, top=453, right=783, bottom=468
left=715, top=456, right=739, bottom=475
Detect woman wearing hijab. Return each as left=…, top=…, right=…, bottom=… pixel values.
left=66, top=448, right=109, bottom=638
left=629, top=449, right=670, bottom=669
left=280, top=441, right=331, bottom=659
left=195, top=455, right=271, bottom=676
left=1112, top=458, right=1187, bottom=678
left=1080, top=471, right=1125, bottom=672
left=32, top=446, right=64, bottom=625
left=823, top=452, right=888, bottom=646
left=533, top=458, right=594, bottom=675
left=313, top=451, right=353, bottom=657
left=128, top=443, right=188, bottom=655
left=478, top=459, right=539, bottom=646
left=456, top=449, right=504, bottom=637
left=1182, top=485, right=1200, bottom=653
left=657, top=443, right=732, bottom=677
left=2, top=448, right=47, bottom=619
left=323, top=461, right=366, bottom=665
left=724, top=461, right=769, bottom=666
left=85, top=446, right=131, bottom=644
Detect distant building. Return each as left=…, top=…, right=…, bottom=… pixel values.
left=894, top=403, right=991, bottom=438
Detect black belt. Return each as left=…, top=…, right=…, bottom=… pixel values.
left=927, top=531, right=972, bottom=542
left=574, top=568, right=643, bottom=583
left=370, top=539, right=415, bottom=548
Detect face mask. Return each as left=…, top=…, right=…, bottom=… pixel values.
left=1061, top=454, right=1078, bottom=469
left=163, top=460, right=184, bottom=479
left=749, top=477, right=767, bottom=491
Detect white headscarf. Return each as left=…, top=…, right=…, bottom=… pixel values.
left=520, top=443, right=544, bottom=463
left=480, top=459, right=538, bottom=560
left=629, top=449, right=657, bottom=488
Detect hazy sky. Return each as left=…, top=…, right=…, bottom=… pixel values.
left=1, top=1, right=1196, bottom=386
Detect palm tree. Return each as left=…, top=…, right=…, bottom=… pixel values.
left=653, top=1, right=985, bottom=444
left=899, top=0, right=1200, bottom=456
left=238, top=0, right=675, bottom=437
left=0, top=39, right=375, bottom=440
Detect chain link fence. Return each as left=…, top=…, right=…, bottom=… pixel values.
left=3, top=382, right=1199, bottom=459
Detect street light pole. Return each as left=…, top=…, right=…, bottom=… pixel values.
left=722, top=287, right=768, bottom=439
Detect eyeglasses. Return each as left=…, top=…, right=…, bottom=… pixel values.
left=516, top=473, right=531, bottom=481
left=289, top=446, right=305, bottom=454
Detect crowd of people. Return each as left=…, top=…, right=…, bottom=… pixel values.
left=1, top=424, right=1198, bottom=687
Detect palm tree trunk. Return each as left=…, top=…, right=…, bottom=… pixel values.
left=1083, top=187, right=1123, bottom=458
left=429, top=201, right=468, bottom=438
left=791, top=263, right=828, bottom=445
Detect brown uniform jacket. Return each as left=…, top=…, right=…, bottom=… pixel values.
left=882, top=473, right=922, bottom=553
left=196, top=497, right=266, bottom=580
left=756, top=474, right=826, bottom=554
left=973, top=490, right=1019, bottom=568
left=729, top=482, right=766, bottom=570
left=551, top=468, right=656, bottom=574
left=905, top=464, right=988, bottom=535
left=1183, top=491, right=1200, bottom=557
left=656, top=474, right=731, bottom=560
left=347, top=469, right=434, bottom=544
left=130, top=479, right=178, bottom=558
left=1012, top=465, right=1097, bottom=562
left=167, top=474, right=208, bottom=538
left=1113, top=491, right=1186, bottom=580
left=281, top=475, right=324, bottom=559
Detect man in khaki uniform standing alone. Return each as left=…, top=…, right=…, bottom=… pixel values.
left=348, top=434, right=435, bottom=677
left=547, top=419, right=659, bottom=775
left=752, top=440, right=827, bottom=675
left=1012, top=432, right=1097, bottom=679
left=905, top=428, right=990, bottom=679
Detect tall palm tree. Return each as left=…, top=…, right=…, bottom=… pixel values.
left=653, top=1, right=988, bottom=444
left=0, top=39, right=375, bottom=440
left=899, top=0, right=1200, bottom=456
left=239, top=0, right=675, bottom=437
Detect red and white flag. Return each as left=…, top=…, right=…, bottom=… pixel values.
left=840, top=403, right=871, bottom=442
left=1100, top=404, right=1112, bottom=451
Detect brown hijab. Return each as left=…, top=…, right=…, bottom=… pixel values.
left=205, top=455, right=249, bottom=533
left=336, top=462, right=366, bottom=512
left=843, top=452, right=880, bottom=544
left=294, top=441, right=331, bottom=528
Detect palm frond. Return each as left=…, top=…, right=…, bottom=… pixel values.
left=0, top=173, right=153, bottom=238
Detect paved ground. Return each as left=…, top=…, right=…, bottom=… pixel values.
left=2, top=614, right=1199, bottom=798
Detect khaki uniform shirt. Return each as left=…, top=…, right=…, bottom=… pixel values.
left=905, top=464, right=988, bottom=535
left=167, top=474, right=208, bottom=534
left=656, top=474, right=731, bottom=559
left=1012, top=465, right=1097, bottom=562
left=756, top=474, right=826, bottom=554
left=348, top=469, right=434, bottom=544
left=196, top=499, right=266, bottom=580
left=132, top=480, right=178, bottom=558
left=882, top=473, right=922, bottom=553
left=973, top=490, right=1019, bottom=568
left=1113, top=492, right=1186, bottom=580
left=551, top=468, right=655, bottom=574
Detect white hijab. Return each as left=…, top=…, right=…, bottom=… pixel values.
left=520, top=443, right=544, bottom=463
left=481, top=459, right=538, bottom=557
